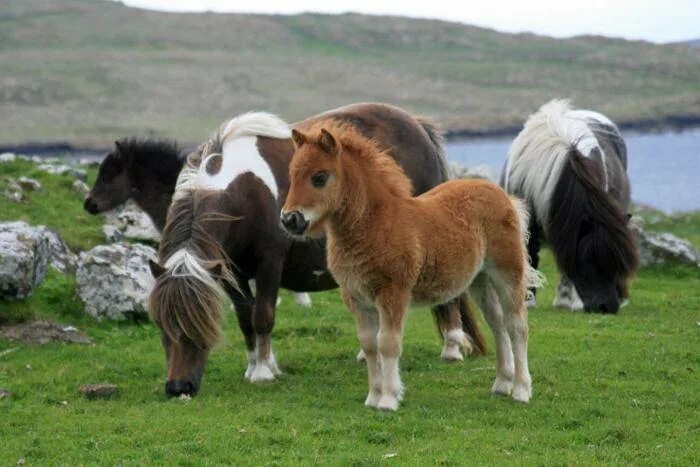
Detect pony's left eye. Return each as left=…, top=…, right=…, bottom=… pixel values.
left=311, top=171, right=329, bottom=188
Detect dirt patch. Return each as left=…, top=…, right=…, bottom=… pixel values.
left=0, top=320, right=91, bottom=345
left=79, top=384, right=118, bottom=400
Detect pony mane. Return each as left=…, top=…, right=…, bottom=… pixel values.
left=116, top=137, right=184, bottom=180
left=173, top=112, right=290, bottom=200
left=150, top=188, right=238, bottom=348
left=308, top=121, right=414, bottom=199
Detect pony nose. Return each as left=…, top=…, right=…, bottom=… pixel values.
left=280, top=211, right=308, bottom=235
left=591, top=298, right=620, bottom=314
left=83, top=196, right=99, bottom=214
left=165, top=380, right=198, bottom=398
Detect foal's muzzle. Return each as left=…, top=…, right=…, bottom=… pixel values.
left=280, top=210, right=309, bottom=235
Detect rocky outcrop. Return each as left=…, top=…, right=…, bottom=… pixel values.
left=630, top=216, right=700, bottom=267
left=76, top=243, right=157, bottom=320
left=103, top=200, right=160, bottom=243
left=0, top=222, right=50, bottom=299
left=36, top=163, right=87, bottom=182
left=41, top=227, right=78, bottom=273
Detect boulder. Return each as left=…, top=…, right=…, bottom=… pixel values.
left=76, top=243, right=157, bottom=320
left=17, top=177, right=41, bottom=191
left=0, top=152, right=16, bottom=163
left=41, top=227, right=78, bottom=273
left=72, top=180, right=89, bottom=195
left=1, top=177, right=24, bottom=203
left=0, top=222, right=50, bottom=299
left=103, top=200, right=160, bottom=243
left=630, top=216, right=700, bottom=267
left=36, top=163, right=87, bottom=182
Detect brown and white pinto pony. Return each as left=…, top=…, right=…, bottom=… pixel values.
left=148, top=103, right=486, bottom=397
left=282, top=124, right=542, bottom=410
left=502, top=100, right=639, bottom=313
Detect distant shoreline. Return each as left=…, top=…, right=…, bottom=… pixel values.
left=2, top=116, right=699, bottom=157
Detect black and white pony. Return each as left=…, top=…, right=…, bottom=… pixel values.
left=502, top=99, right=639, bottom=313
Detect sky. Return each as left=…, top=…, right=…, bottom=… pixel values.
left=119, top=0, right=700, bottom=43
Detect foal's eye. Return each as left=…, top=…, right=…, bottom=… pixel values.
left=311, top=171, right=329, bottom=188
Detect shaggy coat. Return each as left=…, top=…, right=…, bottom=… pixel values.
left=282, top=124, right=540, bottom=410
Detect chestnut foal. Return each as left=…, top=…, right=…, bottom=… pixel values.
left=281, top=125, right=541, bottom=410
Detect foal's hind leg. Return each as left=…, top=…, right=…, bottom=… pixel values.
left=341, top=288, right=381, bottom=408
left=470, top=275, right=515, bottom=396
left=494, top=275, right=532, bottom=403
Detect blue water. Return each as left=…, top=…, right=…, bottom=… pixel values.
left=446, top=129, right=700, bottom=213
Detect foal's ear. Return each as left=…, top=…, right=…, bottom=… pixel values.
left=291, top=129, right=306, bottom=148
left=148, top=259, right=166, bottom=279
left=319, top=128, right=340, bottom=157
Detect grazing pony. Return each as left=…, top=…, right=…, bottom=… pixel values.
left=282, top=124, right=541, bottom=410
left=502, top=100, right=639, bottom=313
left=148, top=103, right=486, bottom=397
left=84, top=137, right=313, bottom=308
left=84, top=138, right=184, bottom=230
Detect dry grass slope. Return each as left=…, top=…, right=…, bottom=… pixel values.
left=1, top=0, right=699, bottom=145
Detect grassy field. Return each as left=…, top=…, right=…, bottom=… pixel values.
left=1, top=161, right=699, bottom=464
left=1, top=0, right=699, bottom=146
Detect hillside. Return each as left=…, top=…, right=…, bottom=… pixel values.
left=1, top=0, right=699, bottom=145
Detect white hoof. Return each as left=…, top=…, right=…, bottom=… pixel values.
left=512, top=383, right=532, bottom=403
left=441, top=343, right=464, bottom=362
left=244, top=351, right=256, bottom=380
left=356, top=349, right=366, bottom=363
left=294, top=292, right=312, bottom=308
left=268, top=353, right=282, bottom=376
left=364, top=390, right=381, bottom=408
left=249, top=363, right=276, bottom=383
left=376, top=395, right=399, bottom=411
left=491, top=376, right=514, bottom=396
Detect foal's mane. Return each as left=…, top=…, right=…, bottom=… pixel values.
left=309, top=121, right=414, bottom=199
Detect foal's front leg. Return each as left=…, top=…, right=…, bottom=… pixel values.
left=341, top=288, right=382, bottom=407
left=375, top=288, right=409, bottom=411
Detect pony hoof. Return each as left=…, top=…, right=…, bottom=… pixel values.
left=294, top=293, right=312, bottom=308
left=244, top=364, right=255, bottom=380
left=440, top=344, right=464, bottom=362
left=512, top=384, right=532, bottom=403
left=249, top=365, right=276, bottom=383
left=376, top=395, right=399, bottom=411
left=364, top=390, right=381, bottom=408
left=356, top=349, right=366, bottom=363
left=491, top=377, right=514, bottom=396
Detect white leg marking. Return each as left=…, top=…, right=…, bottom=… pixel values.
left=249, top=337, right=280, bottom=383
left=377, top=356, right=402, bottom=411
left=356, top=348, right=366, bottom=363
left=441, top=329, right=468, bottom=362
left=244, top=351, right=256, bottom=380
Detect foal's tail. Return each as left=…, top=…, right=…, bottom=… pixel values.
left=458, top=294, right=488, bottom=355
left=510, top=196, right=546, bottom=294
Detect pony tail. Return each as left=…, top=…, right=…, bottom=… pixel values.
left=510, top=196, right=546, bottom=293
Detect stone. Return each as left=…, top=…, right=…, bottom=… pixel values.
left=0, top=389, right=12, bottom=400
left=0, top=152, right=16, bottom=163
left=36, top=163, right=87, bottom=182
left=79, top=384, right=118, bottom=400
left=103, top=200, right=160, bottom=243
left=17, top=177, right=41, bottom=191
left=72, top=180, right=89, bottom=195
left=630, top=216, right=700, bottom=267
left=0, top=320, right=91, bottom=345
left=0, top=222, right=50, bottom=299
left=40, top=227, right=78, bottom=273
left=449, top=162, right=494, bottom=180
left=76, top=243, right=157, bottom=320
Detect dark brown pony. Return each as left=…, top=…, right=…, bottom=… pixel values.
left=84, top=138, right=184, bottom=230
left=502, top=100, right=639, bottom=313
left=148, top=103, right=486, bottom=397
left=281, top=124, right=541, bottom=410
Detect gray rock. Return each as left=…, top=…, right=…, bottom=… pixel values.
left=1, top=178, right=24, bottom=203
left=72, top=180, right=89, bottom=195
left=0, top=320, right=91, bottom=345
left=630, top=216, right=700, bottom=267
left=17, top=176, right=41, bottom=191
left=449, top=162, right=494, bottom=180
left=0, top=388, right=12, bottom=399
left=103, top=200, right=160, bottom=243
left=36, top=163, right=87, bottom=182
left=76, top=243, right=157, bottom=320
left=0, top=152, right=16, bottom=163
left=0, top=222, right=50, bottom=299
left=41, top=227, right=78, bottom=273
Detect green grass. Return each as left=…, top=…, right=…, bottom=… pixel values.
left=1, top=163, right=699, bottom=464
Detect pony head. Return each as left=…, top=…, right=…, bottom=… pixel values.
left=549, top=149, right=639, bottom=313
left=281, top=127, right=343, bottom=237
left=84, top=140, right=133, bottom=214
